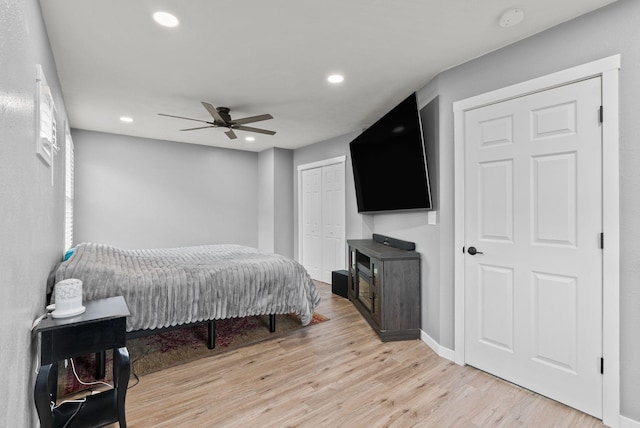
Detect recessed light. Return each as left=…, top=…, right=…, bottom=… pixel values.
left=153, top=11, right=179, bottom=28
left=327, top=74, right=344, bottom=84
left=120, top=116, right=134, bottom=123
left=245, top=136, right=255, bottom=142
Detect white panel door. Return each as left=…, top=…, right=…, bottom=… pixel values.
left=464, top=77, right=603, bottom=417
left=322, top=163, right=346, bottom=283
left=301, top=168, right=322, bottom=280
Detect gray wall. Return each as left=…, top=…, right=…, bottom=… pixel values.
left=273, top=148, right=294, bottom=258
left=0, top=0, right=69, bottom=424
left=258, top=149, right=275, bottom=252
left=72, top=130, right=259, bottom=249
left=258, top=147, right=294, bottom=258
left=420, top=96, right=442, bottom=343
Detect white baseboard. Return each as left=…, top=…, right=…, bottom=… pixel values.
left=420, top=329, right=455, bottom=361
left=620, top=415, right=640, bottom=428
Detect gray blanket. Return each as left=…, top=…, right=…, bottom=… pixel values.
left=54, top=243, right=321, bottom=332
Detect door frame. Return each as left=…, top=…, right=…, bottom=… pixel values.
left=453, top=55, right=620, bottom=426
left=297, top=155, right=346, bottom=270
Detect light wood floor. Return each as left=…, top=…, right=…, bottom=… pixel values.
left=121, top=282, right=604, bottom=427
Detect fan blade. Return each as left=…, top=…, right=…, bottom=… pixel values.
left=232, top=114, right=273, bottom=125
left=158, top=113, right=213, bottom=124
left=235, top=125, right=276, bottom=136
left=180, top=126, right=216, bottom=131
left=201, top=102, right=226, bottom=123
left=225, top=129, right=237, bottom=139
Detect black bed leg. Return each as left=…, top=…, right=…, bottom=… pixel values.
left=95, top=350, right=106, bottom=379
left=207, top=320, right=216, bottom=349
left=269, top=314, right=276, bottom=333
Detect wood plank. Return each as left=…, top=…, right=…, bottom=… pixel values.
left=120, top=282, right=604, bottom=428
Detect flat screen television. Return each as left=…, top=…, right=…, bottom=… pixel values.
left=349, top=93, right=432, bottom=213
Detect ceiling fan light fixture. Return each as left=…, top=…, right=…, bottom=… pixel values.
left=153, top=11, right=179, bottom=28
left=159, top=102, right=275, bottom=141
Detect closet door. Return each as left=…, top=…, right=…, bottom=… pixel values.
left=322, top=163, right=346, bottom=282
left=301, top=168, right=322, bottom=280
left=299, top=157, right=346, bottom=282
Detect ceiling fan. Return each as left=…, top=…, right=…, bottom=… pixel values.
left=159, top=102, right=276, bottom=140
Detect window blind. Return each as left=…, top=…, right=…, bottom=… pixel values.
left=64, top=128, right=74, bottom=251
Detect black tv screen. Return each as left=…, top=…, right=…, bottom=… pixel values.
left=349, top=93, right=432, bottom=213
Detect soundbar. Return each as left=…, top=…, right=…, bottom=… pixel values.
left=372, top=234, right=416, bottom=251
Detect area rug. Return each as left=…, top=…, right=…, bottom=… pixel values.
left=58, top=312, right=328, bottom=396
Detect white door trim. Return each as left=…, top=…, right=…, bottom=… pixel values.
left=297, top=156, right=347, bottom=173
left=297, top=156, right=346, bottom=263
left=453, top=55, right=620, bottom=426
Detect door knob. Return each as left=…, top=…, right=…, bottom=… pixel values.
left=467, top=246, right=483, bottom=255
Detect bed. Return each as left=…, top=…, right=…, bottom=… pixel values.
left=52, top=242, right=321, bottom=348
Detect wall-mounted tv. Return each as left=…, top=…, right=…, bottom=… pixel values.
left=349, top=93, right=432, bottom=213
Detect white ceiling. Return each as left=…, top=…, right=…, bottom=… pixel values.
left=39, top=0, right=617, bottom=152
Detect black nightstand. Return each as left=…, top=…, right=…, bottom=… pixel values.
left=34, top=296, right=131, bottom=428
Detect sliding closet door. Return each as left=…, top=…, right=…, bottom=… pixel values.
left=299, top=157, right=346, bottom=283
